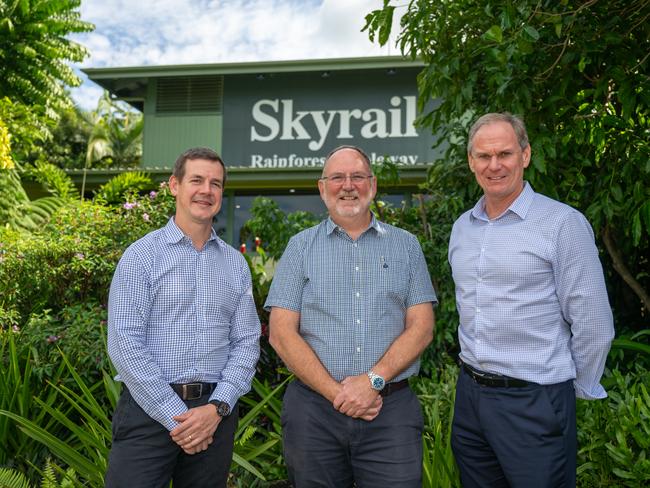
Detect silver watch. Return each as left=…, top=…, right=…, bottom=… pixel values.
left=367, top=370, right=385, bottom=391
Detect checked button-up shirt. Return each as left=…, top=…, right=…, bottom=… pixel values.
left=265, top=215, right=437, bottom=382
left=108, top=217, right=260, bottom=431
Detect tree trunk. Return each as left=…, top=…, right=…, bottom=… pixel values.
left=601, top=225, right=650, bottom=313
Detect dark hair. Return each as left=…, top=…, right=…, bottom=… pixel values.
left=173, top=147, right=227, bottom=185
left=467, top=113, right=529, bottom=154
left=323, top=145, right=373, bottom=175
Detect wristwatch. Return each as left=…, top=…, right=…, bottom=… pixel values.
left=367, top=370, right=385, bottom=391
left=208, top=400, right=231, bottom=417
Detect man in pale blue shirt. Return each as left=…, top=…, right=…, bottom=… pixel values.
left=105, top=147, right=260, bottom=488
left=265, top=146, right=437, bottom=487
left=448, top=113, right=614, bottom=487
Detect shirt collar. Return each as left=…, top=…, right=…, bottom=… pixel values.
left=471, top=181, right=535, bottom=222
left=325, top=213, right=385, bottom=236
left=163, top=217, right=219, bottom=246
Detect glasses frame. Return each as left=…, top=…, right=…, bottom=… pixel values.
left=319, top=173, right=375, bottom=185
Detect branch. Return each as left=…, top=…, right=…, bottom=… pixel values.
left=601, top=225, right=650, bottom=313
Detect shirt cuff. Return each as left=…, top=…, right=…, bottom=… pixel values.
left=574, top=380, right=608, bottom=400
left=211, top=381, right=240, bottom=410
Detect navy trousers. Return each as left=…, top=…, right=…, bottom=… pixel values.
left=451, top=366, right=576, bottom=488
left=104, top=388, right=238, bottom=488
left=281, top=380, right=424, bottom=488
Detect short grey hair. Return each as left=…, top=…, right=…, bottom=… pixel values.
left=467, top=113, right=529, bottom=154
left=323, top=145, right=373, bottom=176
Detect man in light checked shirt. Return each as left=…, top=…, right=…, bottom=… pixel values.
left=449, top=113, right=614, bottom=487
left=265, top=145, right=437, bottom=487
left=105, top=147, right=260, bottom=488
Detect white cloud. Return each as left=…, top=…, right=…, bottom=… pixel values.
left=70, top=0, right=403, bottom=109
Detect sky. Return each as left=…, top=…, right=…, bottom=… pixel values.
left=70, top=0, right=403, bottom=109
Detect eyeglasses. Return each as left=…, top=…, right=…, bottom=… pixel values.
left=319, top=173, right=374, bottom=185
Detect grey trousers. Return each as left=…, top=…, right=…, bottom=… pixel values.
left=281, top=380, right=424, bottom=488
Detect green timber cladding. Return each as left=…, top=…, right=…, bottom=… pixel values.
left=82, top=56, right=440, bottom=244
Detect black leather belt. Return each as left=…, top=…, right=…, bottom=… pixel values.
left=461, top=361, right=531, bottom=388
left=296, top=378, right=409, bottom=397
left=380, top=379, right=409, bottom=397
left=170, top=382, right=217, bottom=400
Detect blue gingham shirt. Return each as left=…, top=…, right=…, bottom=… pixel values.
left=108, top=217, right=260, bottom=431
left=449, top=182, right=614, bottom=399
left=264, top=216, right=437, bottom=382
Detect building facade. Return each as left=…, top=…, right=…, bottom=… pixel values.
left=82, top=56, right=440, bottom=245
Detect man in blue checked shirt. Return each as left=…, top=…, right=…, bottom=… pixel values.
left=265, top=145, right=437, bottom=488
left=105, top=147, right=260, bottom=488
left=449, top=113, right=614, bottom=488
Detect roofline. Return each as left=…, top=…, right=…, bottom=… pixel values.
left=82, top=55, right=423, bottom=79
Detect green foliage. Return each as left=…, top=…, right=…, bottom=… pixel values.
left=0, top=466, right=30, bottom=488
left=94, top=171, right=154, bottom=205
left=241, top=197, right=320, bottom=261
left=412, top=361, right=460, bottom=488
left=23, top=162, right=79, bottom=200
left=577, top=367, right=650, bottom=486
left=82, top=92, right=144, bottom=170
left=0, top=328, right=63, bottom=470
left=0, top=97, right=50, bottom=160
left=31, top=104, right=90, bottom=170
left=0, top=0, right=93, bottom=122
left=19, top=303, right=109, bottom=384
left=0, top=165, right=65, bottom=232
left=0, top=348, right=290, bottom=487
left=0, top=461, right=78, bottom=488
left=365, top=0, right=650, bottom=334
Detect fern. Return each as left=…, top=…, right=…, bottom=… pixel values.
left=0, top=167, right=67, bottom=231
left=0, top=467, right=31, bottom=488
left=25, top=162, right=78, bottom=200
left=237, top=425, right=258, bottom=446
left=95, top=171, right=154, bottom=205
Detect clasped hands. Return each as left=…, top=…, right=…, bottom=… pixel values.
left=332, top=373, right=383, bottom=421
left=169, top=404, right=221, bottom=455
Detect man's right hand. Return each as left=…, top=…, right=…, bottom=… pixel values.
left=332, top=374, right=383, bottom=420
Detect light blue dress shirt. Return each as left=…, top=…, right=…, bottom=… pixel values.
left=449, top=182, right=614, bottom=399
left=264, top=215, right=437, bottom=382
left=108, top=217, right=260, bottom=431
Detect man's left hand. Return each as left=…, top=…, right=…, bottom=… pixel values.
left=332, top=374, right=382, bottom=419
left=170, top=404, right=221, bottom=453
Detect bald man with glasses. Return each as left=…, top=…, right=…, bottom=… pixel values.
left=265, top=145, right=437, bottom=488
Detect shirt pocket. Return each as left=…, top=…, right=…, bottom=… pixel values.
left=376, top=258, right=409, bottom=310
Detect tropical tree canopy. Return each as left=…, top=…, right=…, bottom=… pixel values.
left=0, top=0, right=93, bottom=120
left=365, top=0, right=650, bottom=322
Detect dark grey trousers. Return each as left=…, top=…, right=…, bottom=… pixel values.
left=104, top=388, right=238, bottom=488
left=452, top=367, right=577, bottom=488
left=281, top=380, right=424, bottom=488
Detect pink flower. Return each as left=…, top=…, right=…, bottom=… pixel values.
left=149, top=191, right=157, bottom=199
left=123, top=202, right=135, bottom=210
left=11, top=325, right=20, bottom=333
left=75, top=253, right=85, bottom=260
left=46, top=335, right=60, bottom=344
left=143, top=213, right=150, bottom=221
left=159, top=181, right=167, bottom=188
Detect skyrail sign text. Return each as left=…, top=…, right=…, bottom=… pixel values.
left=249, top=96, right=418, bottom=168
left=220, top=68, right=437, bottom=168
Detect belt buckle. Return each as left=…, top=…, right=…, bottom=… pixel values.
left=182, top=383, right=203, bottom=400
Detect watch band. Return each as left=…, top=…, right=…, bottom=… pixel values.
left=208, top=400, right=231, bottom=417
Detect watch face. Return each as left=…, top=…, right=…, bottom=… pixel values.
left=217, top=402, right=231, bottom=417
left=372, top=377, right=385, bottom=390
